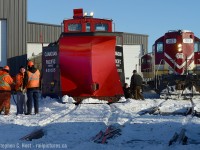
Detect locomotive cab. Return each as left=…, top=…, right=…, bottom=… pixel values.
left=141, top=54, right=154, bottom=79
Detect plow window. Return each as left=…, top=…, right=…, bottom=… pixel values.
left=68, top=23, right=82, bottom=31
left=95, top=23, right=108, bottom=31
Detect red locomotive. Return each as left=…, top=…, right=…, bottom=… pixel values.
left=141, top=30, right=200, bottom=92
left=42, top=8, right=124, bottom=102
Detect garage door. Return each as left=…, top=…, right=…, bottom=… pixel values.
left=0, top=20, right=7, bottom=67
left=123, top=45, right=142, bottom=84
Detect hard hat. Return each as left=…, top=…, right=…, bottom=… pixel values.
left=27, top=61, right=34, bottom=67
left=3, top=65, right=10, bottom=71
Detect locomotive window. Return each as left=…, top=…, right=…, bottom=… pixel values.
left=152, top=45, right=155, bottom=52
left=166, top=38, right=176, bottom=44
left=86, top=23, right=91, bottom=32
left=147, top=59, right=151, bottom=63
left=194, top=42, right=199, bottom=52
left=141, top=58, right=151, bottom=64
left=141, top=58, right=146, bottom=64
left=157, top=42, right=163, bottom=53
left=68, top=23, right=82, bottom=31
left=95, top=23, right=108, bottom=31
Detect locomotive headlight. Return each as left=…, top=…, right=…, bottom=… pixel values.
left=177, top=44, right=182, bottom=52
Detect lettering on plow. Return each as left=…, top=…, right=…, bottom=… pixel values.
left=115, top=59, right=121, bottom=67
left=115, top=51, right=122, bottom=56
left=44, top=51, right=58, bottom=57
left=46, top=68, right=56, bottom=72
left=44, top=51, right=57, bottom=73
left=46, top=59, right=56, bottom=65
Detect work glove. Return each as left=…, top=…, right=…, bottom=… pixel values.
left=22, top=89, right=26, bottom=94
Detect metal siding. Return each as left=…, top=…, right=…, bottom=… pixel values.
left=0, top=20, right=7, bottom=66
left=27, top=22, right=61, bottom=43
left=116, top=33, right=148, bottom=57
left=0, top=0, right=27, bottom=75
left=0, top=1, right=3, bottom=17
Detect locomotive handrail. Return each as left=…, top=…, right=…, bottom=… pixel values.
left=155, top=59, right=165, bottom=90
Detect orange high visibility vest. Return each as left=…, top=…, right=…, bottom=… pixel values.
left=27, top=70, right=40, bottom=88
left=15, top=73, right=24, bottom=91
left=0, top=71, right=13, bottom=91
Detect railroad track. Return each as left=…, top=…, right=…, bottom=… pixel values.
left=20, top=103, right=81, bottom=141
left=168, top=98, right=199, bottom=146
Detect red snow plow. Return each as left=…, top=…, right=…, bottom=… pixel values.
left=42, top=9, right=124, bottom=102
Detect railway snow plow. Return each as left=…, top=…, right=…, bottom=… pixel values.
left=42, top=32, right=124, bottom=102
left=41, top=8, right=124, bottom=103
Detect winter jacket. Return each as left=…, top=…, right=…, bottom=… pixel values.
left=130, top=73, right=143, bottom=89
left=0, top=70, right=14, bottom=91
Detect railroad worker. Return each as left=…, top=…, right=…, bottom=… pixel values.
left=24, top=61, right=41, bottom=115
left=15, top=66, right=27, bottom=115
left=0, top=66, right=14, bottom=115
left=123, top=83, right=132, bottom=99
left=130, top=70, right=144, bottom=100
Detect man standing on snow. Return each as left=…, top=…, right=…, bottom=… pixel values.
left=15, top=66, right=27, bottom=115
left=24, top=61, right=41, bottom=115
left=130, top=70, right=144, bottom=100
left=0, top=66, right=14, bottom=115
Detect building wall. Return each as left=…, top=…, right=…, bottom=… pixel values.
left=0, top=0, right=27, bottom=75
left=27, top=22, right=62, bottom=44
left=27, top=22, right=62, bottom=60
left=0, top=20, right=7, bottom=67
left=116, top=32, right=148, bottom=55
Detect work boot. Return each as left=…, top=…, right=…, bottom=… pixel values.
left=35, top=111, right=39, bottom=115
left=25, top=113, right=31, bottom=115
left=0, top=107, right=3, bottom=114
left=5, top=108, right=10, bottom=115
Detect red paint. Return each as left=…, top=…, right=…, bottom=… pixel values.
left=59, top=34, right=123, bottom=97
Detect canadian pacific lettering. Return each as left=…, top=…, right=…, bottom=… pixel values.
left=46, top=59, right=56, bottom=65
left=44, top=52, right=57, bottom=57
left=115, top=52, right=122, bottom=56
left=115, top=59, right=121, bottom=64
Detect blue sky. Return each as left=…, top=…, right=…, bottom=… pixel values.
left=28, top=0, right=200, bottom=51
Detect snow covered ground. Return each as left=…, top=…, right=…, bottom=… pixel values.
left=1, top=94, right=200, bottom=150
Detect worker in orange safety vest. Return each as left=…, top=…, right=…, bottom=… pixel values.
left=0, top=66, right=14, bottom=115
left=15, top=66, right=27, bottom=115
left=24, top=61, right=41, bottom=115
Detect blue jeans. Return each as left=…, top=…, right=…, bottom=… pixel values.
left=27, top=89, right=40, bottom=114
left=16, top=92, right=27, bottom=114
